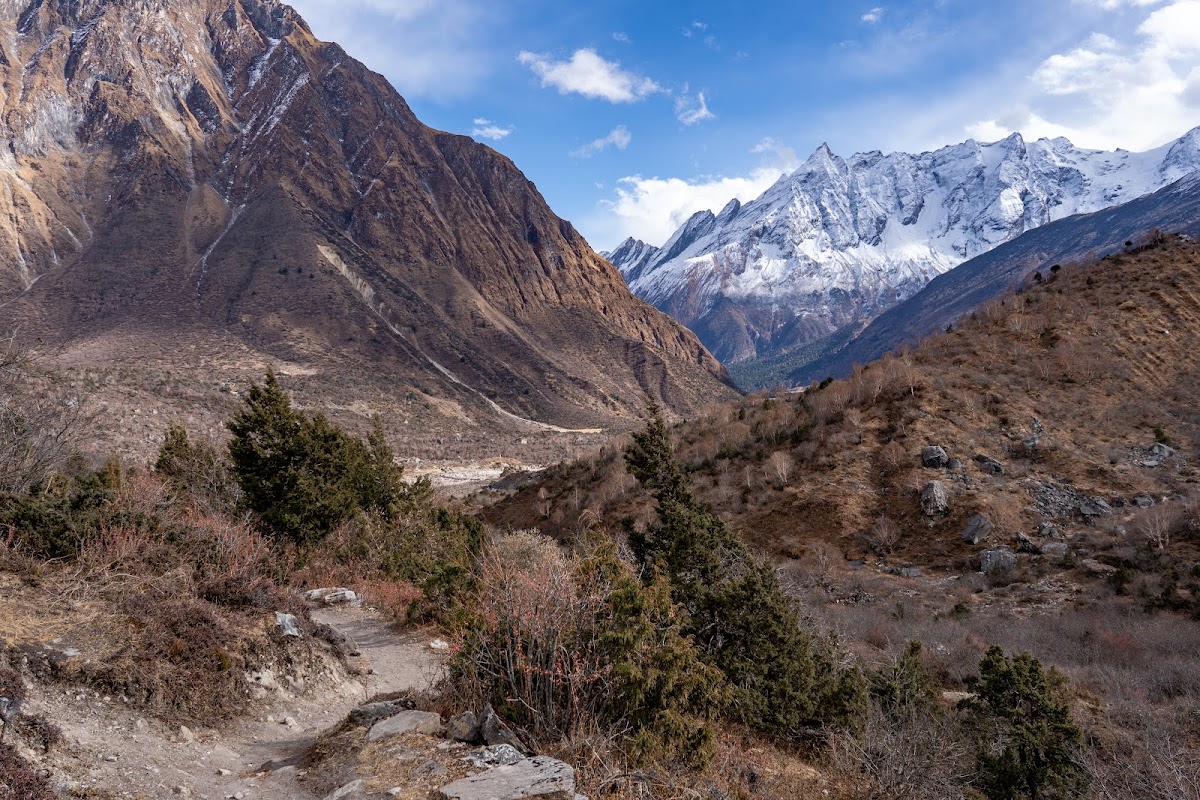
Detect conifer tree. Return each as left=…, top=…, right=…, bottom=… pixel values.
left=624, top=404, right=865, bottom=742
left=960, top=646, right=1089, bottom=800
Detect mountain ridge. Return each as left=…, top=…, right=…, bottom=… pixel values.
left=0, top=0, right=735, bottom=450
left=607, top=127, right=1200, bottom=364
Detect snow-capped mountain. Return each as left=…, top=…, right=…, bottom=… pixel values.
left=605, top=128, right=1200, bottom=363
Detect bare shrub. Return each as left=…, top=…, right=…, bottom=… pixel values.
left=766, top=451, right=795, bottom=485
left=0, top=334, right=91, bottom=494
left=865, top=516, right=901, bottom=556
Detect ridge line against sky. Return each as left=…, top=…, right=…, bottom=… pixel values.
left=287, top=0, right=1200, bottom=250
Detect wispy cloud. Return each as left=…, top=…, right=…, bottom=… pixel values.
left=967, top=0, right=1200, bottom=149
left=612, top=32, right=631, bottom=44
left=471, top=118, right=512, bottom=141
left=682, top=21, right=709, bottom=38
left=287, top=0, right=491, bottom=99
left=589, top=138, right=802, bottom=248
left=675, top=91, right=717, bottom=125
left=570, top=125, right=633, bottom=158
left=861, top=6, right=886, bottom=24
left=517, top=49, right=662, bottom=103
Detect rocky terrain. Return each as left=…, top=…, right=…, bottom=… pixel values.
left=0, top=0, right=735, bottom=462
left=606, top=128, right=1200, bottom=367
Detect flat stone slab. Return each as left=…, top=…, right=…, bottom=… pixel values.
left=438, top=756, right=576, bottom=800
left=368, top=710, right=444, bottom=742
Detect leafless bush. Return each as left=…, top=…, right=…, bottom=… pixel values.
left=0, top=333, right=91, bottom=493
left=766, top=451, right=795, bottom=485
left=832, top=708, right=971, bottom=799
left=864, top=516, right=902, bottom=556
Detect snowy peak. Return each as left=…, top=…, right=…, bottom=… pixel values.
left=609, top=126, right=1200, bottom=365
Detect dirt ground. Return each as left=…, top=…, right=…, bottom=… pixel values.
left=21, top=606, right=445, bottom=800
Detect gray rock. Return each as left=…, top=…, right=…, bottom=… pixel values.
left=1016, top=533, right=1041, bottom=554
left=466, top=744, right=526, bottom=767
left=350, top=700, right=414, bottom=728
left=974, top=454, right=1005, bottom=476
left=480, top=705, right=529, bottom=755
left=980, top=547, right=1017, bottom=574
left=274, top=612, right=302, bottom=638
left=1037, top=522, right=1060, bottom=538
left=1133, top=495, right=1154, bottom=508
left=921, top=481, right=950, bottom=517
left=947, top=458, right=964, bottom=471
left=1040, top=542, right=1069, bottom=558
left=1078, top=498, right=1113, bottom=518
left=368, top=710, right=444, bottom=742
left=447, top=711, right=481, bottom=744
left=415, top=761, right=451, bottom=779
left=1080, top=558, right=1118, bottom=577
left=1151, top=443, right=1175, bottom=458
left=961, top=514, right=993, bottom=545
left=898, top=566, right=923, bottom=578
left=921, top=446, right=949, bottom=469
left=437, top=756, right=576, bottom=800
left=324, top=781, right=366, bottom=800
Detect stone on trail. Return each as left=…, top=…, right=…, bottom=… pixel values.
left=275, top=612, right=302, bottom=637
left=368, top=710, right=444, bottom=742
left=480, top=705, right=530, bottom=754
left=448, top=711, right=481, bottom=744
left=323, top=780, right=367, bottom=800
left=437, top=756, right=577, bottom=800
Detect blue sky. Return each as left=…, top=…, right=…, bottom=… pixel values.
left=286, top=0, right=1200, bottom=251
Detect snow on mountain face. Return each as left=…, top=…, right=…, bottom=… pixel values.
left=610, top=128, right=1200, bottom=363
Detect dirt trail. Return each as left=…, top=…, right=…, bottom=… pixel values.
left=27, top=606, right=443, bottom=800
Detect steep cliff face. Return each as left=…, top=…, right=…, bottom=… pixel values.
left=610, top=129, right=1200, bottom=364
left=0, top=0, right=733, bottom=432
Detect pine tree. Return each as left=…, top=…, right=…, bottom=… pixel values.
left=624, top=405, right=865, bottom=742
left=226, top=372, right=407, bottom=544
left=960, top=646, right=1089, bottom=800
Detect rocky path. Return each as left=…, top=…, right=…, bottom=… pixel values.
left=28, top=606, right=444, bottom=800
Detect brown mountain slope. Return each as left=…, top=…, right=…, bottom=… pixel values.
left=485, top=235, right=1200, bottom=577
left=0, top=0, right=734, bottom=453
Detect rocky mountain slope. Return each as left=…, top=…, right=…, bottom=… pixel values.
left=606, top=128, right=1200, bottom=364
left=0, top=0, right=734, bottom=451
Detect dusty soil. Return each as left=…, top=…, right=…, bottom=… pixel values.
left=21, top=606, right=445, bottom=800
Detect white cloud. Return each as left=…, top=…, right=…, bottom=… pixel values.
left=612, top=32, right=631, bottom=44
left=570, top=125, right=633, bottom=158
left=287, top=0, right=490, bottom=99
left=1076, top=0, right=1164, bottom=8
left=471, top=118, right=512, bottom=141
left=587, top=139, right=802, bottom=248
left=517, top=49, right=662, bottom=103
left=968, top=0, right=1200, bottom=150
left=861, top=7, right=886, bottom=24
left=675, top=91, right=717, bottom=125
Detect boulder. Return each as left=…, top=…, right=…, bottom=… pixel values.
left=961, top=514, right=993, bottom=545
left=1078, top=498, right=1113, bottom=518
left=980, top=547, right=1017, bottom=574
left=274, top=612, right=302, bottom=638
left=1133, top=496, right=1154, bottom=509
left=447, top=711, right=481, bottom=744
left=1080, top=559, right=1118, bottom=578
left=480, top=705, right=530, bottom=754
left=324, top=781, right=367, bottom=800
left=304, top=587, right=362, bottom=606
left=974, top=454, right=1005, bottom=476
left=465, top=744, right=526, bottom=768
left=1040, top=542, right=1069, bottom=558
left=368, top=710, right=444, bottom=742
left=437, top=756, right=576, bottom=800
left=1151, top=443, right=1175, bottom=458
left=349, top=699, right=414, bottom=728
left=898, top=566, right=923, bottom=578
left=921, top=446, right=949, bottom=469
left=920, top=482, right=950, bottom=517
left=1016, top=533, right=1041, bottom=554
